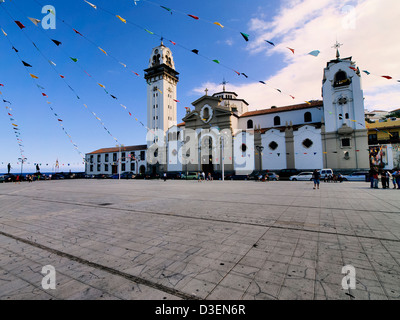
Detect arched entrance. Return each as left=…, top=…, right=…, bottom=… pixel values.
left=200, top=136, right=214, bottom=175
left=139, top=165, right=146, bottom=174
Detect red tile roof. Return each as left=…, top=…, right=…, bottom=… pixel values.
left=240, top=100, right=323, bottom=118
left=177, top=122, right=185, bottom=127
left=87, top=145, right=147, bottom=154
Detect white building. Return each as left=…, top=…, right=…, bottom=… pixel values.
left=85, top=42, right=370, bottom=176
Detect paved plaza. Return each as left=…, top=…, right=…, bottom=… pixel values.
left=0, top=179, right=399, bottom=300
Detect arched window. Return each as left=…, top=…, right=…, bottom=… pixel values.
left=274, top=116, right=281, bottom=126
left=304, top=112, right=312, bottom=123
left=345, top=113, right=349, bottom=119
left=333, top=70, right=351, bottom=87
left=247, top=119, right=253, bottom=129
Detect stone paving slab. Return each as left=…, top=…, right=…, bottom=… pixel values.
left=0, top=179, right=400, bottom=300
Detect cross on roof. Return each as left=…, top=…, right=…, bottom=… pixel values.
left=332, top=41, right=343, bottom=59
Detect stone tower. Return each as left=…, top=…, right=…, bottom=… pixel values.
left=144, top=42, right=179, bottom=142
left=321, top=46, right=369, bottom=170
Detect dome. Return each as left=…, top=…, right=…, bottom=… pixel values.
left=148, top=42, right=175, bottom=69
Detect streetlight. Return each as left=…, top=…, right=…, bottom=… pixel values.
left=117, top=144, right=124, bottom=180
left=18, top=157, right=27, bottom=177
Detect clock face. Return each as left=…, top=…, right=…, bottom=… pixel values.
left=200, top=104, right=213, bottom=123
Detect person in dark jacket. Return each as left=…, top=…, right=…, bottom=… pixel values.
left=312, top=169, right=321, bottom=190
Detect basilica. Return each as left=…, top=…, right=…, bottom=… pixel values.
left=85, top=42, right=370, bottom=176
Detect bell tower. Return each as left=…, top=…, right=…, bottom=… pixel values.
left=144, top=41, right=179, bottom=142
left=321, top=42, right=369, bottom=170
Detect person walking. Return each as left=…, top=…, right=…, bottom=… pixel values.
left=312, top=169, right=320, bottom=190
left=381, top=170, right=387, bottom=189
left=163, top=172, right=167, bottom=182
left=7, top=163, right=11, bottom=174
left=395, top=169, right=400, bottom=190
left=392, top=170, right=397, bottom=189
left=373, top=169, right=379, bottom=189
left=369, top=168, right=374, bottom=188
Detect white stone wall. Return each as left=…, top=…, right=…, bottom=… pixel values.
left=293, top=126, right=323, bottom=170
left=261, top=129, right=287, bottom=170
left=238, top=107, right=323, bottom=130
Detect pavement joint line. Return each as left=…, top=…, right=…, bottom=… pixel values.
left=1, top=193, right=399, bottom=244
left=0, top=230, right=200, bottom=300
left=1, top=191, right=399, bottom=215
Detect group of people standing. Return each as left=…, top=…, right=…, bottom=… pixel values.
left=369, top=167, right=400, bottom=189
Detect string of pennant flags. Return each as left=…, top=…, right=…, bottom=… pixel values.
left=1, top=87, right=26, bottom=159
left=0, top=4, right=123, bottom=151
left=0, top=19, right=86, bottom=161
left=5, top=0, right=156, bottom=137
left=78, top=0, right=400, bottom=101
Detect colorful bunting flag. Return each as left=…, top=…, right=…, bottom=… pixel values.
left=170, top=40, right=176, bottom=45
left=22, top=61, right=32, bottom=67
left=381, top=75, right=392, bottom=80
left=1, top=28, right=7, bottom=36
left=308, top=50, right=320, bottom=57
left=70, top=57, right=78, bottom=62
left=73, top=28, right=83, bottom=36
left=287, top=47, right=295, bottom=54
left=14, top=21, right=25, bottom=29
left=116, top=15, right=127, bottom=23
left=265, top=40, right=275, bottom=46
left=362, top=70, right=370, bottom=75
left=29, top=74, right=39, bottom=79
left=145, top=29, right=154, bottom=35
left=28, top=17, right=41, bottom=26
left=212, top=59, right=220, bottom=64
left=191, top=49, right=199, bottom=54
left=51, top=39, right=62, bottom=46
left=98, top=47, right=107, bottom=55
left=84, top=1, right=97, bottom=9
left=160, top=6, right=172, bottom=14
left=240, top=32, right=250, bottom=42
left=187, top=14, right=199, bottom=20
left=214, top=22, right=224, bottom=28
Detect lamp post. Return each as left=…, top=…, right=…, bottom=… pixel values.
left=18, top=157, right=27, bottom=177
left=117, top=144, right=124, bottom=180
left=221, top=136, right=225, bottom=181
left=256, top=145, right=264, bottom=171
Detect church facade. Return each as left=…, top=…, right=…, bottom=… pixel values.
left=85, top=43, right=370, bottom=176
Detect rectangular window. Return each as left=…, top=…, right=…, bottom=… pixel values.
left=140, top=151, right=145, bottom=161
left=90, top=165, right=93, bottom=172
left=341, top=138, right=351, bottom=147
left=104, top=164, right=108, bottom=172
left=390, top=132, right=399, bottom=141
left=130, top=152, right=135, bottom=161
left=368, top=134, right=377, bottom=141
left=105, top=154, right=109, bottom=162
left=122, top=152, right=126, bottom=161
left=121, top=163, right=126, bottom=172
left=97, top=164, right=101, bottom=172
left=130, top=163, right=135, bottom=171
left=113, top=153, right=117, bottom=162
left=90, top=155, right=93, bottom=163
left=97, top=154, right=101, bottom=162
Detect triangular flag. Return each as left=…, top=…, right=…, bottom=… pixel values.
left=28, top=17, right=41, bottom=26
left=98, top=83, right=105, bottom=88
left=51, top=39, right=62, bottom=46
left=42, top=93, right=47, bottom=97
left=73, top=28, right=83, bottom=36
left=234, top=70, right=240, bottom=76
left=84, top=1, right=97, bottom=9
left=22, top=61, right=32, bottom=67
left=49, top=60, right=56, bottom=66
left=98, top=47, right=107, bottom=55
left=187, top=14, right=199, bottom=20
left=12, top=46, right=18, bottom=52
left=116, top=15, right=126, bottom=23
left=308, top=50, right=320, bottom=57
left=265, top=40, right=275, bottom=46
left=70, top=57, right=78, bottom=62
left=381, top=75, right=392, bottom=80
left=170, top=40, right=176, bottom=45
left=259, top=81, right=266, bottom=84
left=30, top=73, right=39, bottom=79
left=362, top=70, right=370, bottom=75
left=287, top=47, right=295, bottom=54
left=14, top=21, right=25, bottom=29
left=241, top=73, right=248, bottom=78
left=145, top=29, right=154, bottom=35
left=1, top=28, right=7, bottom=36
left=160, top=6, right=172, bottom=13
left=214, top=22, right=224, bottom=28
left=191, top=49, right=199, bottom=54
left=60, top=75, right=65, bottom=78
left=212, top=59, right=220, bottom=64
left=240, top=32, right=250, bottom=42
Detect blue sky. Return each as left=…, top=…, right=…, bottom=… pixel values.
left=1, top=0, right=399, bottom=173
